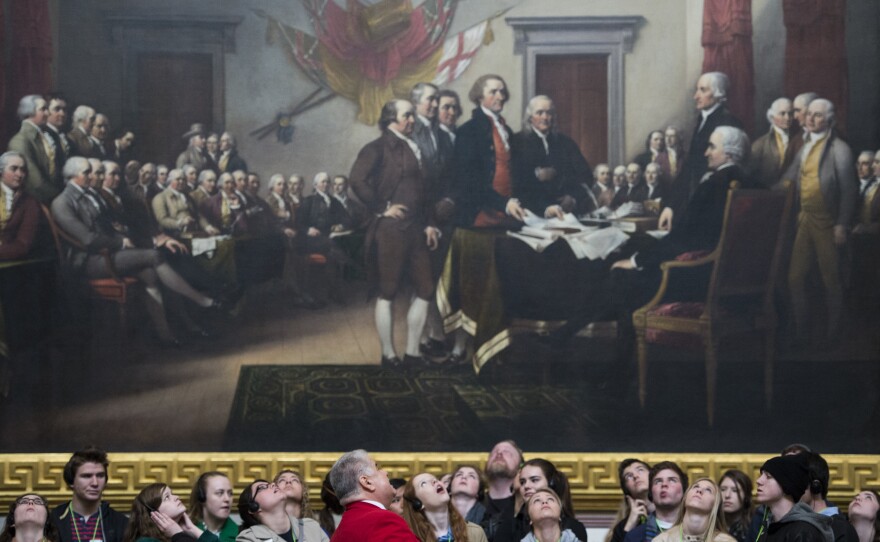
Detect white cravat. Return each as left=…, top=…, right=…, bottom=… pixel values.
left=481, top=105, right=509, bottom=150
left=389, top=127, right=422, bottom=166
left=418, top=115, right=437, bottom=151
left=440, top=124, right=456, bottom=144
left=532, top=125, right=550, bottom=155
left=698, top=102, right=722, bottom=132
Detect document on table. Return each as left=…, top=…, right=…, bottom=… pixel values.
left=191, top=235, right=231, bottom=258
left=563, top=227, right=629, bottom=260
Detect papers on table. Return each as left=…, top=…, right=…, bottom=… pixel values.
left=508, top=211, right=629, bottom=259
left=191, top=235, right=231, bottom=258
left=329, top=230, right=352, bottom=238
left=647, top=229, right=670, bottom=239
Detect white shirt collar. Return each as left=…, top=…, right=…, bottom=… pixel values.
left=360, top=500, right=387, bottom=510
left=417, top=114, right=432, bottom=127
left=772, top=125, right=789, bottom=144
left=2, top=182, right=16, bottom=207
left=701, top=102, right=722, bottom=120
left=480, top=106, right=509, bottom=150
left=389, top=127, right=422, bottom=165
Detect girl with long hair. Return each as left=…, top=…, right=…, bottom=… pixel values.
left=236, top=480, right=327, bottom=542
left=849, top=490, right=880, bottom=542
left=652, top=478, right=735, bottom=542
left=718, top=470, right=753, bottom=542
left=512, top=459, right=587, bottom=542
left=0, top=494, right=59, bottom=542
left=522, top=488, right=581, bottom=542
left=273, top=470, right=314, bottom=520
left=123, top=483, right=209, bottom=542
left=401, top=472, right=487, bottom=542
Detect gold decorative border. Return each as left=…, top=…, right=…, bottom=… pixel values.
left=1, top=453, right=877, bottom=513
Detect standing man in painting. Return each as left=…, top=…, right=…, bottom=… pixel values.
left=511, top=94, right=592, bottom=217
left=782, top=98, right=855, bottom=348
left=450, top=74, right=526, bottom=227
left=749, top=98, right=798, bottom=186
left=673, top=72, right=742, bottom=215
left=50, top=446, right=129, bottom=542
left=349, top=99, right=441, bottom=370
left=8, top=95, right=60, bottom=204
left=328, top=449, right=419, bottom=542
left=176, top=123, right=210, bottom=171
left=67, top=105, right=96, bottom=158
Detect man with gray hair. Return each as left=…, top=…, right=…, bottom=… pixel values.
left=781, top=98, right=856, bottom=348
left=217, top=131, right=247, bottom=174
left=8, top=95, right=60, bottom=204
left=512, top=94, right=593, bottom=216
left=548, top=126, right=757, bottom=346
left=674, top=72, right=742, bottom=211
left=176, top=123, right=210, bottom=171
left=0, top=151, right=43, bottom=261
left=67, top=105, right=96, bottom=158
left=749, top=97, right=797, bottom=186
left=792, top=92, right=819, bottom=141
left=328, top=450, right=418, bottom=542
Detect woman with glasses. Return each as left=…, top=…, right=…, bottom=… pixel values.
left=188, top=473, right=238, bottom=542
left=237, top=480, right=328, bottom=542
left=401, top=472, right=487, bottom=542
left=123, top=483, right=210, bottom=542
left=272, top=470, right=314, bottom=520
left=0, top=494, right=59, bottom=542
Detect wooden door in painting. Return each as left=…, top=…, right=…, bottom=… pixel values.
left=136, top=53, right=213, bottom=167
left=536, top=55, right=608, bottom=166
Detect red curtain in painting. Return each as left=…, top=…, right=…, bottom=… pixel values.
left=2, top=0, right=53, bottom=146
left=783, top=0, right=848, bottom=133
left=701, top=0, right=755, bottom=134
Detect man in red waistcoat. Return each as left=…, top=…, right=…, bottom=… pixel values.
left=328, top=449, right=418, bottom=542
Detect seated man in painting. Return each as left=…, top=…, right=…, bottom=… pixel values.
left=0, top=152, right=44, bottom=262
left=151, top=168, right=218, bottom=236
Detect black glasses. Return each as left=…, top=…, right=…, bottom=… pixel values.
left=17, top=497, right=46, bottom=506
left=253, top=483, right=270, bottom=497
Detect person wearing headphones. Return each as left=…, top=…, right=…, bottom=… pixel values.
left=799, top=453, right=858, bottom=542
left=449, top=466, right=487, bottom=525
left=236, top=480, right=327, bottom=542
left=123, top=483, right=209, bottom=542
left=623, top=461, right=689, bottom=542
left=401, top=472, right=487, bottom=542
left=605, top=459, right=654, bottom=542
left=754, top=453, right=833, bottom=542
left=49, top=447, right=129, bottom=542
left=188, top=473, right=237, bottom=542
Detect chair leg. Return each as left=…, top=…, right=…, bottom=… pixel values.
left=636, top=328, right=648, bottom=409
left=703, top=332, right=718, bottom=427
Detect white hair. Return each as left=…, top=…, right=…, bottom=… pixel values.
left=713, top=126, right=750, bottom=165
left=702, top=72, right=729, bottom=100
left=63, top=156, right=89, bottom=182
left=523, top=95, right=556, bottom=132
left=198, top=169, right=217, bottom=184
left=72, top=105, right=95, bottom=126
left=809, top=98, right=835, bottom=125
left=794, top=92, right=818, bottom=108
left=329, top=450, right=375, bottom=505
left=613, top=165, right=626, bottom=176
left=269, top=174, right=286, bottom=190
left=313, top=172, right=330, bottom=186
left=766, top=97, right=792, bottom=124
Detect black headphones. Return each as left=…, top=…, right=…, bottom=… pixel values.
left=406, top=497, right=423, bottom=511
left=195, top=473, right=209, bottom=503
left=810, top=478, right=824, bottom=496
left=62, top=462, right=75, bottom=487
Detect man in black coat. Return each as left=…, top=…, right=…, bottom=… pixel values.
left=755, top=454, right=834, bottom=542
left=671, top=72, right=743, bottom=217
left=511, top=95, right=592, bottom=217
left=49, top=447, right=129, bottom=542
left=448, top=74, right=525, bottom=228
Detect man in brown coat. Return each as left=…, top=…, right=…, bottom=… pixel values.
left=749, top=97, right=800, bottom=186
left=349, top=99, right=441, bottom=370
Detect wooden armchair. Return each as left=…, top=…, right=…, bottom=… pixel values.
left=40, top=204, right=139, bottom=327
left=631, top=181, right=794, bottom=426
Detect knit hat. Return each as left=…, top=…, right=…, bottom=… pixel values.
left=760, top=454, right=810, bottom=501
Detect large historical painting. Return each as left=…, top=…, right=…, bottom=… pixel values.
left=0, top=0, right=878, bottom=456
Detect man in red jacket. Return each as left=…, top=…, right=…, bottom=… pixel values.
left=328, top=449, right=418, bottom=542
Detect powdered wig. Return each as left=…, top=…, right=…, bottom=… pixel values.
left=468, top=74, right=509, bottom=106
left=793, top=92, right=818, bottom=110
left=523, top=95, right=556, bottom=132
left=766, top=97, right=792, bottom=124
left=702, top=72, right=729, bottom=101
left=63, top=156, right=90, bottom=183
left=810, top=98, right=836, bottom=125
left=410, top=82, right=439, bottom=106
left=0, top=151, right=25, bottom=173
left=198, top=169, right=217, bottom=185
left=269, top=174, right=286, bottom=190
left=713, top=126, right=750, bottom=165
left=17, top=95, right=44, bottom=121
left=72, top=105, right=95, bottom=126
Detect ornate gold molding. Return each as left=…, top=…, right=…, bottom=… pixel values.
left=1, top=453, right=877, bottom=513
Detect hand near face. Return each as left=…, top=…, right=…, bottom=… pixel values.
left=543, top=205, right=564, bottom=219
left=425, top=226, right=440, bottom=250
left=624, top=496, right=648, bottom=531
left=150, top=511, right=183, bottom=538
left=535, top=167, right=557, bottom=182
left=611, top=259, right=635, bottom=270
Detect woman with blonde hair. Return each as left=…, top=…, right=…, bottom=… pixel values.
left=652, top=478, right=735, bottom=542
left=402, top=473, right=487, bottom=542
left=273, top=470, right=313, bottom=520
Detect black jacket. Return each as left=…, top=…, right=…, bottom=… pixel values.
left=50, top=501, right=129, bottom=542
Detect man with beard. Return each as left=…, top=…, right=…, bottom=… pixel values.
left=481, top=440, right=524, bottom=541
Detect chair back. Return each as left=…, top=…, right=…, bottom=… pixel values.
left=707, top=182, right=794, bottom=304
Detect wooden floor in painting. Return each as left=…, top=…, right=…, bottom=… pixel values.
left=1, top=278, right=878, bottom=453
